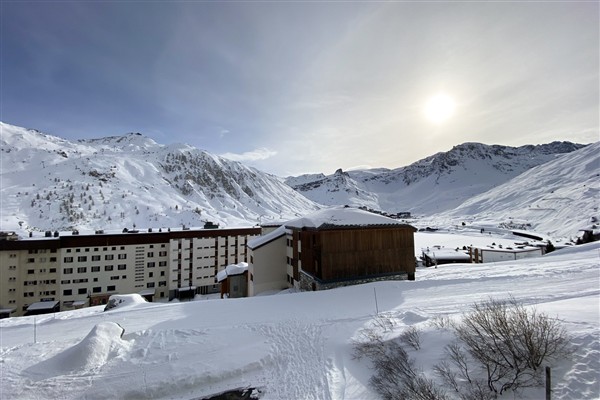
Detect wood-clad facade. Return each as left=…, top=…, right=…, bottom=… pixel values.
left=287, top=223, right=417, bottom=291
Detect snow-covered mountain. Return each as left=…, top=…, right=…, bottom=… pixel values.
left=0, top=122, right=319, bottom=232
left=285, top=142, right=587, bottom=214
left=429, top=141, right=600, bottom=239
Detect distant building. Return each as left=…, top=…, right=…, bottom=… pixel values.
left=0, top=227, right=260, bottom=317
left=422, top=246, right=471, bottom=267
left=468, top=244, right=544, bottom=263
left=248, top=207, right=417, bottom=294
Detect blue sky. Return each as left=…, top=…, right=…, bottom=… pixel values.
left=2, top=1, right=598, bottom=176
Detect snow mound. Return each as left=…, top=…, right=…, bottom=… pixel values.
left=104, top=294, right=148, bottom=311
left=26, top=322, right=129, bottom=379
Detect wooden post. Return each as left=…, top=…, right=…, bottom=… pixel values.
left=546, top=366, right=551, bottom=400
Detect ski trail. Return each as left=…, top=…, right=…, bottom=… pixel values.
left=254, top=320, right=331, bottom=400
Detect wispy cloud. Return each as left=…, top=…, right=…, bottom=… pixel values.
left=220, top=148, right=277, bottom=162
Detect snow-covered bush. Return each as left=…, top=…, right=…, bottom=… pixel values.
left=355, top=298, right=571, bottom=399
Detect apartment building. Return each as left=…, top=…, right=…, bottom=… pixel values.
left=0, top=226, right=260, bottom=317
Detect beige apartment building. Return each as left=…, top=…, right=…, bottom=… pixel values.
left=0, top=226, right=260, bottom=317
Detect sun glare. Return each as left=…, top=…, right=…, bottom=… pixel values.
left=423, top=93, right=456, bottom=124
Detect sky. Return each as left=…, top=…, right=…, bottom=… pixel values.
left=1, top=1, right=598, bottom=176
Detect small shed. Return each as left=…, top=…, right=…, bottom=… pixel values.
left=469, top=245, right=544, bottom=263
left=24, top=300, right=60, bottom=316
left=217, top=262, right=249, bottom=299
left=422, top=247, right=471, bottom=267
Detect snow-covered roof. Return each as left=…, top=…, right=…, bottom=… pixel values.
left=247, top=226, right=286, bottom=250
left=285, top=206, right=413, bottom=230
left=216, top=262, right=249, bottom=282
left=26, top=301, right=60, bottom=311
left=469, top=245, right=541, bottom=253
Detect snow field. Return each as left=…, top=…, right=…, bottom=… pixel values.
left=1, top=243, right=599, bottom=399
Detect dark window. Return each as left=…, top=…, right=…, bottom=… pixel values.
left=105, top=265, right=113, bottom=271
left=63, top=289, right=72, bottom=296
left=147, top=282, right=155, bottom=288
left=64, top=257, right=73, bottom=263
left=118, top=254, right=127, bottom=260
left=92, top=266, right=100, bottom=272
left=107, top=285, right=116, bottom=291
left=118, top=264, right=126, bottom=270
left=92, top=255, right=101, bottom=261
left=78, top=288, right=87, bottom=295
left=93, top=287, right=101, bottom=293
left=105, top=254, right=114, bottom=260
left=77, top=256, right=87, bottom=262
left=64, top=268, right=73, bottom=274
left=77, top=267, right=87, bottom=273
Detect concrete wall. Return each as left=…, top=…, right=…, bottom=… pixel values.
left=248, top=235, right=288, bottom=296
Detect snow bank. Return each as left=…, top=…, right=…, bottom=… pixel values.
left=25, top=322, right=129, bottom=379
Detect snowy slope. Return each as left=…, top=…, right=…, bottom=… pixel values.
left=286, top=142, right=587, bottom=214
left=0, top=122, right=319, bottom=232
left=1, top=241, right=598, bottom=400
left=430, top=142, right=600, bottom=240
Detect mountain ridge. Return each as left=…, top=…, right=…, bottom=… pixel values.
left=285, top=141, right=588, bottom=214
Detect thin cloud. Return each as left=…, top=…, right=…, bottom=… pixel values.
left=220, top=148, right=277, bottom=162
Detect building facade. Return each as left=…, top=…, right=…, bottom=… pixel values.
left=248, top=207, right=417, bottom=295
left=0, top=227, right=260, bottom=317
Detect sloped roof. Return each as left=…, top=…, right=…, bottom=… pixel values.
left=247, top=225, right=286, bottom=250
left=216, top=262, right=249, bottom=282
left=285, top=206, right=414, bottom=230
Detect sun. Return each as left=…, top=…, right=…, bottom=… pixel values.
left=423, top=93, right=456, bottom=124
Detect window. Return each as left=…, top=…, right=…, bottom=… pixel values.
left=63, top=289, right=72, bottom=296
left=105, top=265, right=113, bottom=271
left=107, top=285, right=116, bottom=291
left=9, top=265, right=16, bottom=270
left=93, top=287, right=101, bottom=293
left=110, top=276, right=119, bottom=280
left=92, top=255, right=101, bottom=261
left=147, top=262, right=155, bottom=268
left=105, top=254, right=114, bottom=260
left=120, top=246, right=125, bottom=250
left=159, top=281, right=166, bottom=287
left=50, top=257, right=57, bottom=262
left=49, top=268, right=57, bottom=273
left=61, top=280, right=71, bottom=284
left=66, top=249, right=72, bottom=253
left=147, top=252, right=154, bottom=258
left=149, top=272, right=154, bottom=278
left=64, top=268, right=73, bottom=274
left=78, top=288, right=87, bottom=295
left=77, top=267, right=87, bottom=273
left=91, top=266, right=100, bottom=272
left=118, top=254, right=127, bottom=260
left=93, top=278, right=98, bottom=282
left=27, top=258, right=35, bottom=263
left=27, top=269, right=35, bottom=274
left=147, top=282, right=155, bottom=288
left=117, top=264, right=126, bottom=270
left=159, top=251, right=167, bottom=257
left=77, top=256, right=87, bottom=262
left=64, top=257, right=73, bottom=263
left=160, top=271, right=165, bottom=276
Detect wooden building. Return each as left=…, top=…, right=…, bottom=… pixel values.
left=284, top=207, right=417, bottom=291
